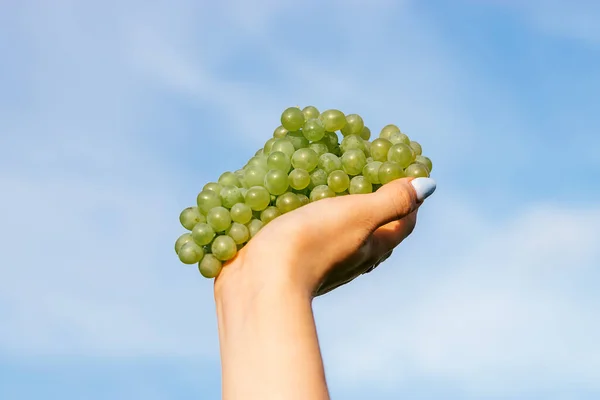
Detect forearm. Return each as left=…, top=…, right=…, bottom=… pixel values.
left=215, top=269, right=330, bottom=400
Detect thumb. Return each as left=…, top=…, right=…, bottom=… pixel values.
left=359, top=177, right=437, bottom=229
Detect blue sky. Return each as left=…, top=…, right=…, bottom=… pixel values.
left=1, top=0, right=599, bottom=399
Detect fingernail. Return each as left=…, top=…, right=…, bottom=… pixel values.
left=411, top=178, right=436, bottom=202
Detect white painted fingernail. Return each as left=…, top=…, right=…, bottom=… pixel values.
left=410, top=178, right=437, bottom=202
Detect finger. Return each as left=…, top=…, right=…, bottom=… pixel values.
left=371, top=210, right=418, bottom=253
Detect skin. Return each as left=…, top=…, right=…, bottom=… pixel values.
left=214, top=177, right=423, bottom=400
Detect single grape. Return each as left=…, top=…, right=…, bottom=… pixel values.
left=234, top=169, right=247, bottom=187
left=410, top=141, right=422, bottom=156
left=245, top=186, right=271, bottom=211
left=199, top=254, right=222, bottom=278
left=336, top=190, right=349, bottom=196
left=267, top=151, right=292, bottom=172
left=227, top=222, right=250, bottom=244
left=243, top=166, right=267, bottom=187
left=247, top=155, right=268, bottom=170
left=302, top=118, right=326, bottom=141
left=405, top=163, right=430, bottom=178
left=415, top=155, right=433, bottom=172
left=327, top=170, right=350, bottom=193
left=239, top=188, right=248, bottom=198
left=341, top=149, right=368, bottom=176
left=175, top=233, right=193, bottom=254
left=270, top=138, right=296, bottom=158
left=220, top=185, right=244, bottom=209
left=340, top=134, right=367, bottom=154
left=264, top=137, right=277, bottom=153
left=264, top=169, right=289, bottom=195
left=291, top=148, right=319, bottom=172
left=379, top=124, right=400, bottom=140
left=211, top=235, right=237, bottom=261
left=192, top=223, right=216, bottom=246
left=296, top=193, right=309, bottom=206
left=349, top=176, right=373, bottom=194
left=287, top=130, right=310, bottom=150
left=230, top=203, right=253, bottom=225
left=363, top=139, right=371, bottom=157
left=319, top=153, right=342, bottom=174
left=273, top=125, right=288, bottom=138
left=379, top=161, right=406, bottom=184
left=207, top=206, right=232, bottom=232
left=247, top=219, right=264, bottom=237
left=308, top=168, right=328, bottom=190
left=340, top=114, right=364, bottom=136
left=197, top=190, right=222, bottom=215
left=319, top=109, right=346, bottom=132
left=178, top=241, right=204, bottom=264
left=281, top=107, right=305, bottom=131
left=288, top=168, right=311, bottom=190
left=389, top=131, right=410, bottom=145
left=255, top=148, right=264, bottom=157
left=360, top=126, right=371, bottom=140
left=260, top=206, right=282, bottom=224
left=309, top=141, right=329, bottom=156
left=363, top=161, right=383, bottom=184
left=323, top=131, right=340, bottom=151
left=302, top=105, right=320, bottom=120
left=310, top=185, right=336, bottom=202
left=369, top=138, right=392, bottom=162
left=203, top=182, right=222, bottom=195
left=276, top=192, right=302, bottom=213
left=179, top=206, right=205, bottom=230
left=387, top=143, right=414, bottom=168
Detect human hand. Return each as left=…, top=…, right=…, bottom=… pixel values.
left=214, top=177, right=436, bottom=298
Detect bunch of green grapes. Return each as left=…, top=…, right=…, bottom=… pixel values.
left=175, top=106, right=433, bottom=279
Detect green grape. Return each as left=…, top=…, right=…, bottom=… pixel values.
left=264, top=169, right=289, bottom=195
left=319, top=153, right=342, bottom=174
left=389, top=131, right=410, bottom=145
left=175, top=233, right=193, bottom=254
left=363, top=161, right=383, bottom=184
left=270, top=138, right=296, bottom=158
left=267, top=151, right=292, bottom=172
left=227, top=222, right=250, bottom=244
left=247, top=155, right=268, bottom=170
left=349, top=176, right=373, bottom=194
left=327, top=170, right=350, bottom=193
left=340, top=114, right=364, bottom=136
left=302, top=118, right=326, bottom=141
left=360, top=126, right=371, bottom=140
left=323, top=131, right=340, bottom=151
left=211, top=235, right=237, bottom=261
left=178, top=241, right=204, bottom=264
left=379, top=124, right=400, bottom=140
left=239, top=188, right=248, bottom=198
left=387, top=143, right=414, bottom=167
left=276, top=192, right=302, bottom=213
left=192, top=222, right=216, bottom=246
left=302, top=105, right=320, bottom=120
left=415, top=155, right=433, bottom=172
left=281, top=107, right=305, bottom=131
left=199, top=254, right=222, bottom=278
left=369, top=138, right=392, bottom=162
left=363, top=140, right=371, bottom=158
left=243, top=166, right=267, bottom=187
left=197, top=190, right=222, bottom=215
left=410, top=141, right=422, bottom=156
left=261, top=206, right=281, bottom=224
left=319, top=109, right=347, bottom=132
left=273, top=125, right=288, bottom=138
left=341, top=149, right=368, bottom=176
left=287, top=130, right=310, bottom=150
left=308, top=168, right=328, bottom=190
left=179, top=206, right=205, bottom=230
left=220, top=186, right=244, bottom=209
left=207, top=206, right=232, bottom=232
left=379, top=161, right=406, bottom=184
left=270, top=194, right=277, bottom=204
left=234, top=169, right=247, bottom=187
left=405, top=163, right=430, bottom=178
left=336, top=190, right=349, bottom=196
left=255, top=148, right=264, bottom=157
left=297, top=193, right=309, bottom=206
left=309, top=141, right=328, bottom=156
left=291, top=148, right=319, bottom=172
left=247, top=219, right=264, bottom=237
left=264, top=137, right=277, bottom=153
left=203, top=182, right=222, bottom=195
left=310, top=185, right=336, bottom=202
left=288, top=168, right=311, bottom=190
left=218, top=172, right=241, bottom=188
left=245, top=186, right=271, bottom=211
left=230, top=203, right=253, bottom=224
left=340, top=134, right=367, bottom=154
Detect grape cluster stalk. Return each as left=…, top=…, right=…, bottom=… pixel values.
left=174, top=106, right=433, bottom=279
